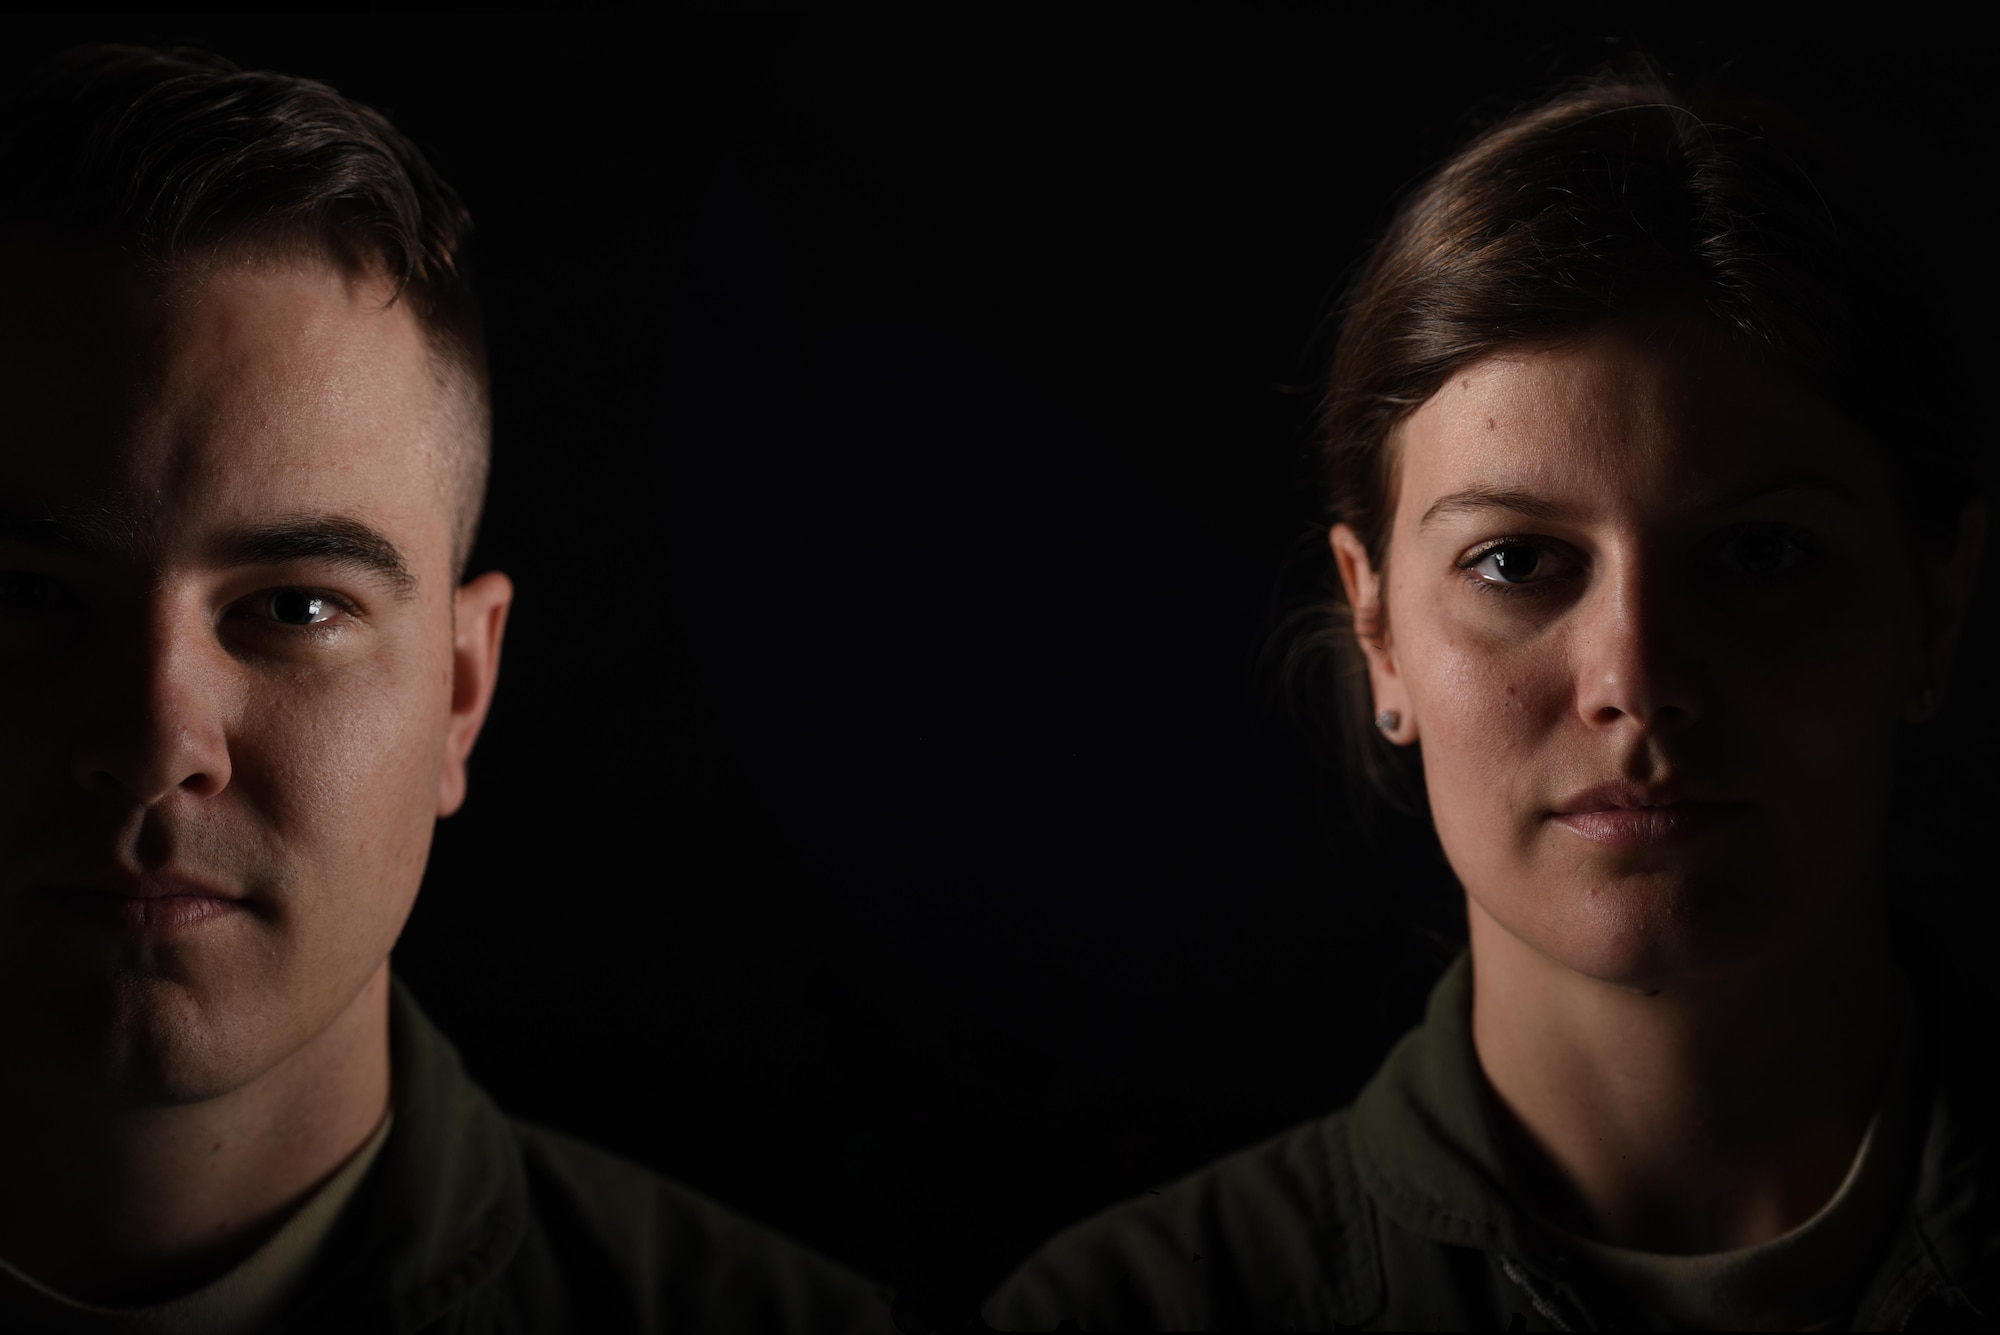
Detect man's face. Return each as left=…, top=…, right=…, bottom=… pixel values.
left=0, top=249, right=501, bottom=1106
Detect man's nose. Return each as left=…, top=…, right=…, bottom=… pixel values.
left=70, top=604, right=233, bottom=805
left=1571, top=562, right=1704, bottom=734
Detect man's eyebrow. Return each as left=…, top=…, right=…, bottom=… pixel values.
left=1418, top=487, right=1575, bottom=530
left=213, top=517, right=419, bottom=600
left=0, top=500, right=111, bottom=555
left=0, top=502, right=418, bottom=600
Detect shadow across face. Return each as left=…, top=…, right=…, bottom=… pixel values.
left=0, top=244, right=467, bottom=1109
left=1362, top=309, right=1958, bottom=989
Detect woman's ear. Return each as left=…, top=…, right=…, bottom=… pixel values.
left=1911, top=495, right=1989, bottom=720
left=1331, top=523, right=1415, bottom=744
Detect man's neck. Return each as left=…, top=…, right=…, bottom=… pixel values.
left=1468, top=898, right=1904, bottom=1255
left=0, top=965, right=392, bottom=1306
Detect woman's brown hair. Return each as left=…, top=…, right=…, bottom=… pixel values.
left=1277, top=69, right=1983, bottom=819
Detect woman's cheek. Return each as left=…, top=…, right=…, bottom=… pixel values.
left=1420, top=608, right=1563, bottom=737
left=1412, top=622, right=1562, bottom=851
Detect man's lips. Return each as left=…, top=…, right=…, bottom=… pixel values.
left=1548, top=781, right=1749, bottom=848
left=34, top=871, right=250, bottom=932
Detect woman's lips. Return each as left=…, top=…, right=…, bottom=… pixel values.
left=1549, top=801, right=1749, bottom=848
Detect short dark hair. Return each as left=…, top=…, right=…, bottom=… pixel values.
left=1277, top=69, right=1983, bottom=817
left=0, top=43, right=490, bottom=580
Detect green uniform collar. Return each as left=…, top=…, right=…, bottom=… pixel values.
left=1348, top=938, right=2000, bottom=1329
left=286, top=977, right=531, bottom=1331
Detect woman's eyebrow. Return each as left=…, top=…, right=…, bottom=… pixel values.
left=1418, top=487, right=1573, bottom=530
left=1716, top=477, right=1859, bottom=509
left=1416, top=477, right=1861, bottom=533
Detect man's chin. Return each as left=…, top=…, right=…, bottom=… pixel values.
left=0, top=962, right=297, bottom=1110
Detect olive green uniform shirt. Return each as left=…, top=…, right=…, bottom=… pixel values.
left=2, top=980, right=895, bottom=1335
left=0, top=1112, right=396, bottom=1334
left=985, top=939, right=1998, bottom=1331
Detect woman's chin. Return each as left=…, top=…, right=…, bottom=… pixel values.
left=1473, top=864, right=1809, bottom=991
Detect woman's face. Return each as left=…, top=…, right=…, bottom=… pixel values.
left=1334, top=313, right=1977, bottom=988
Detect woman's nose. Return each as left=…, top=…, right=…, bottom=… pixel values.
left=69, top=608, right=234, bottom=806
left=1571, top=568, right=1703, bottom=733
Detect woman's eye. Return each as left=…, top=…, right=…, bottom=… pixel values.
left=1711, top=527, right=1814, bottom=577
left=1466, top=543, right=1561, bottom=587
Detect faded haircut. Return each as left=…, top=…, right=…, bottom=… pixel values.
left=0, top=43, right=491, bottom=582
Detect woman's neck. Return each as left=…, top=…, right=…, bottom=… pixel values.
left=1467, top=895, right=1906, bottom=1255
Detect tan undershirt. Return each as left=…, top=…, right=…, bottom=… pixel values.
left=0, top=1111, right=394, bottom=1335
left=1535, top=989, right=1922, bottom=1331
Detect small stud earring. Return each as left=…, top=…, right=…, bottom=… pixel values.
left=1375, top=710, right=1400, bottom=735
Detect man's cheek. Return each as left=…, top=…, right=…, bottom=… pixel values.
left=251, top=676, right=442, bottom=849
left=0, top=720, right=85, bottom=860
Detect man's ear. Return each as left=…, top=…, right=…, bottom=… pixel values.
left=1330, top=523, right=1414, bottom=743
left=1913, top=496, right=1988, bottom=719
left=437, top=570, right=514, bottom=818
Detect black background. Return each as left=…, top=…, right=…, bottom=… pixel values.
left=6, top=14, right=1999, bottom=1321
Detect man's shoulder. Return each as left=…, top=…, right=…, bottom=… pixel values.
left=496, top=1118, right=894, bottom=1334
left=361, top=982, right=894, bottom=1332
left=983, top=1108, right=1381, bottom=1332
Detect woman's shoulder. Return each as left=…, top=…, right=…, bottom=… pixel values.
left=981, top=1108, right=1381, bottom=1332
